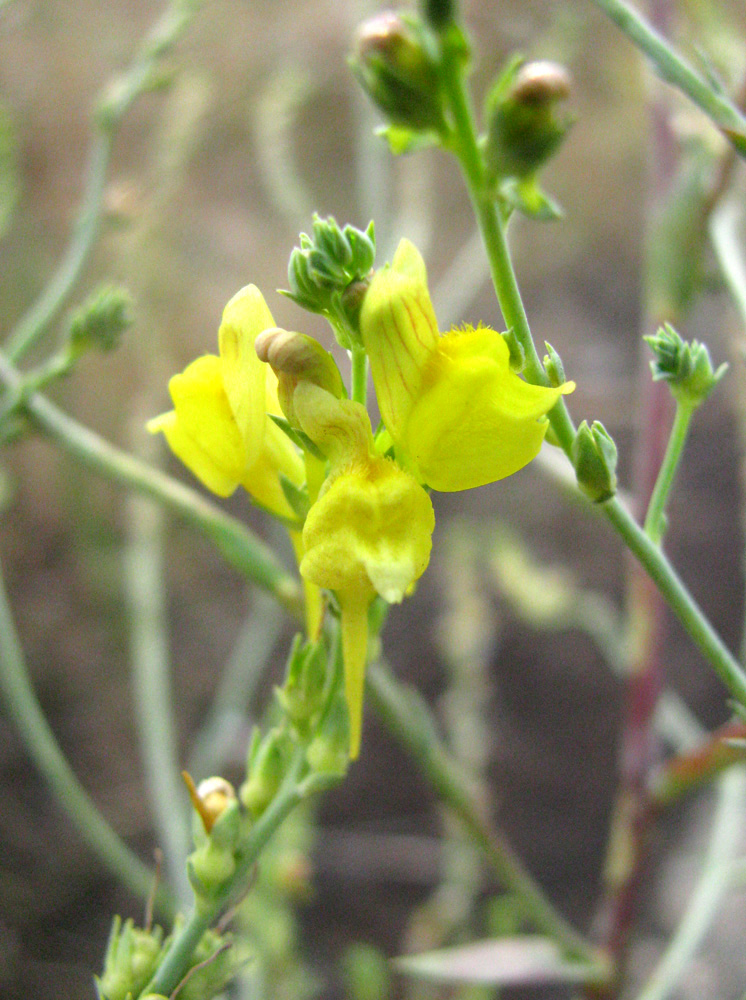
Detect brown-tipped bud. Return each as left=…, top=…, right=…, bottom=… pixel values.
left=485, top=59, right=572, bottom=181
left=351, top=11, right=446, bottom=134
left=183, top=771, right=236, bottom=834
left=255, top=327, right=345, bottom=426
left=510, top=61, right=571, bottom=105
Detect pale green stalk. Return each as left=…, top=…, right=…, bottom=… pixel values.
left=125, top=488, right=191, bottom=905
left=4, top=0, right=205, bottom=362
left=587, top=0, right=746, bottom=151
left=0, top=554, right=167, bottom=908
left=0, top=353, right=302, bottom=615
left=643, top=399, right=696, bottom=545
left=634, top=766, right=746, bottom=1000
left=350, top=342, right=369, bottom=406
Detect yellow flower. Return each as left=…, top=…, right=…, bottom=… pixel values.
left=360, top=239, right=574, bottom=492
left=292, top=381, right=435, bottom=759
left=147, top=286, right=304, bottom=519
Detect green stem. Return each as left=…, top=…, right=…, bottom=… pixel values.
left=4, top=0, right=205, bottom=363
left=603, top=496, right=746, bottom=706
left=125, top=489, right=191, bottom=905
left=588, top=0, right=746, bottom=152
left=145, top=747, right=311, bottom=997
left=438, top=28, right=577, bottom=454
left=4, top=134, right=113, bottom=362
left=0, top=554, right=168, bottom=909
left=0, top=353, right=302, bottom=616
left=350, top=342, right=369, bottom=406
left=643, top=399, right=695, bottom=544
left=438, top=26, right=746, bottom=722
left=366, top=661, right=603, bottom=968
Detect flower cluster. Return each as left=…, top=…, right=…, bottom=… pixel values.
left=149, top=233, right=572, bottom=758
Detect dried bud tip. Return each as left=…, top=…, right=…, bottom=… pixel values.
left=511, top=61, right=572, bottom=105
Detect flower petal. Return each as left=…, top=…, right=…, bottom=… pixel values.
left=218, top=285, right=276, bottom=459
left=147, top=355, right=245, bottom=497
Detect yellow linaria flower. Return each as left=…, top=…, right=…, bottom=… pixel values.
left=360, top=239, right=574, bottom=492
left=293, top=382, right=435, bottom=759
left=147, top=286, right=303, bottom=519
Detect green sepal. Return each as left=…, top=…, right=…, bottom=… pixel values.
left=269, top=414, right=327, bottom=461
left=377, top=123, right=441, bottom=155
left=543, top=341, right=566, bottom=386
left=499, top=176, right=563, bottom=220
left=279, top=475, right=310, bottom=521
left=501, top=327, right=525, bottom=372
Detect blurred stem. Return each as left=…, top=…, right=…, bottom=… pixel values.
left=366, top=661, right=604, bottom=970
left=587, top=0, right=746, bottom=154
left=0, top=554, right=170, bottom=910
left=0, top=354, right=302, bottom=616
left=634, top=766, right=746, bottom=1000
left=4, top=0, right=204, bottom=362
left=145, top=746, right=336, bottom=997
left=604, top=496, right=746, bottom=705
left=125, top=482, right=191, bottom=905
left=643, top=399, right=695, bottom=545
left=438, top=20, right=746, bottom=712
left=350, top=342, right=369, bottom=406
left=650, top=720, right=746, bottom=810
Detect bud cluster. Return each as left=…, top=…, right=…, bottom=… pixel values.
left=644, top=323, right=726, bottom=408
left=286, top=216, right=375, bottom=346
left=67, top=284, right=133, bottom=356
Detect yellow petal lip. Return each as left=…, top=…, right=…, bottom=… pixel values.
left=148, top=285, right=304, bottom=516
left=362, top=241, right=575, bottom=493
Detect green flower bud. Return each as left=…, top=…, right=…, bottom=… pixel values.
left=572, top=420, right=618, bottom=503
left=285, top=217, right=376, bottom=346
left=96, top=916, right=166, bottom=1000
left=276, top=634, right=328, bottom=733
left=485, top=60, right=572, bottom=182
left=240, top=727, right=289, bottom=817
left=188, top=836, right=237, bottom=897
left=350, top=12, right=446, bottom=134
left=306, top=691, right=351, bottom=777
left=644, top=323, right=727, bottom=408
left=177, top=928, right=239, bottom=1000
left=420, top=0, right=455, bottom=30
left=543, top=341, right=566, bottom=387
left=68, top=284, right=133, bottom=356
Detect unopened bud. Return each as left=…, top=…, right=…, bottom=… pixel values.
left=68, top=284, right=133, bottom=356
left=351, top=12, right=446, bottom=133
left=240, top=727, right=288, bottom=817
left=183, top=771, right=236, bottom=834
left=644, top=323, right=727, bottom=408
left=485, top=59, right=572, bottom=181
left=572, top=420, right=618, bottom=503
left=543, top=341, right=566, bottom=387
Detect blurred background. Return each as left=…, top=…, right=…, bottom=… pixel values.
left=1, top=0, right=746, bottom=997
